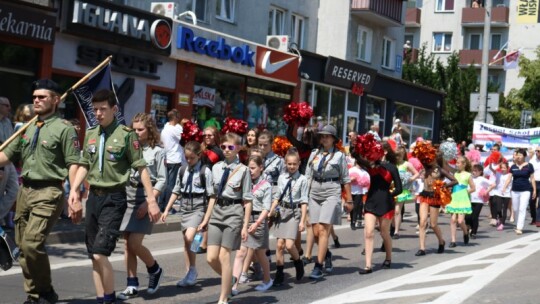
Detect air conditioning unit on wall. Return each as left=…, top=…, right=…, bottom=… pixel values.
left=151, top=2, right=177, bottom=19
left=266, top=35, right=289, bottom=52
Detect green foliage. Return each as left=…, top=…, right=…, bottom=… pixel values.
left=403, top=43, right=478, bottom=141
left=493, top=47, right=540, bottom=128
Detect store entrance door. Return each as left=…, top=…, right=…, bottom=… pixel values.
left=343, top=111, right=359, bottom=146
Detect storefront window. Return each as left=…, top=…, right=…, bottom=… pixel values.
left=393, top=102, right=434, bottom=146
left=0, top=42, right=40, bottom=113
left=365, top=95, right=385, bottom=137
left=330, top=88, right=346, bottom=139
left=412, top=107, right=434, bottom=128
left=246, top=78, right=292, bottom=135
left=312, top=84, right=330, bottom=130
left=347, top=93, right=360, bottom=112
left=150, top=91, right=172, bottom=130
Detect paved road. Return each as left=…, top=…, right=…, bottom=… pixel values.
left=1, top=207, right=539, bottom=304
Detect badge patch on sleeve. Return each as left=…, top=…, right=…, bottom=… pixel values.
left=133, top=140, right=140, bottom=150
left=72, top=136, right=80, bottom=150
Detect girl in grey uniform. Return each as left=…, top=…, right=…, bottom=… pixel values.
left=161, top=141, right=213, bottom=287
left=198, top=132, right=253, bottom=304
left=269, top=148, right=308, bottom=286
left=231, top=155, right=273, bottom=294
left=118, top=113, right=167, bottom=299
left=305, top=125, right=352, bottom=279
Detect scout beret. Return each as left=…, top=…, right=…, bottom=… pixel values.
left=32, top=79, right=61, bottom=94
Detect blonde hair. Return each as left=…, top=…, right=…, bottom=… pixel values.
left=222, top=132, right=242, bottom=145
left=131, top=113, right=160, bottom=148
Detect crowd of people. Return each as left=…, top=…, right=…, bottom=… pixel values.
left=0, top=78, right=539, bottom=304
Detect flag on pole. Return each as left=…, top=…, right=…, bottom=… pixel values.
left=503, top=50, right=520, bottom=71
left=71, top=63, right=126, bottom=127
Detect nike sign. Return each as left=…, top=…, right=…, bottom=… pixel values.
left=261, top=51, right=296, bottom=74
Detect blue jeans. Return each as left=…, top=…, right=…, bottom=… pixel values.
left=159, top=163, right=181, bottom=211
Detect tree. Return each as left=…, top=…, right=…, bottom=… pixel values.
left=493, top=46, right=540, bottom=128
left=403, top=44, right=478, bottom=141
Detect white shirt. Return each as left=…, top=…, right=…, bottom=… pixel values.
left=160, top=122, right=185, bottom=164
left=529, top=154, right=540, bottom=181
left=491, top=172, right=511, bottom=198
left=470, top=176, right=489, bottom=203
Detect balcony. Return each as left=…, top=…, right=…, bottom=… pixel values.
left=404, top=48, right=419, bottom=63
left=405, top=7, right=421, bottom=27
left=459, top=49, right=503, bottom=68
left=351, top=0, right=403, bottom=27
left=462, top=6, right=509, bottom=27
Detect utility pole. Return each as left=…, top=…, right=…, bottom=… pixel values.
left=477, top=0, right=492, bottom=123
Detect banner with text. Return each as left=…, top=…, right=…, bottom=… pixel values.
left=517, top=0, right=540, bottom=24
left=193, top=85, right=216, bottom=108
left=472, top=121, right=540, bottom=148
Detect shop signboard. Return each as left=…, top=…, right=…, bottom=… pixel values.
left=173, top=22, right=299, bottom=86
left=323, top=56, right=377, bottom=92
left=62, top=0, right=172, bottom=55
left=193, top=85, right=216, bottom=107
left=0, top=2, right=56, bottom=43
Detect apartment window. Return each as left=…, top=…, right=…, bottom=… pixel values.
left=187, top=0, right=207, bottom=22
left=432, top=33, right=452, bottom=52
left=216, top=0, right=235, bottom=22
left=469, top=34, right=482, bottom=50
left=436, top=0, right=454, bottom=12
left=491, top=34, right=502, bottom=50
left=291, top=14, right=305, bottom=48
left=356, top=26, right=373, bottom=62
left=381, top=37, right=395, bottom=69
left=268, top=7, right=285, bottom=35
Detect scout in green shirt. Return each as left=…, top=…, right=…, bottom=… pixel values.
left=68, top=90, right=160, bottom=304
left=0, top=79, right=81, bottom=303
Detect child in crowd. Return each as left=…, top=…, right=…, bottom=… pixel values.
left=232, top=155, right=272, bottom=294
left=466, top=164, right=490, bottom=238
left=162, top=141, right=213, bottom=287
left=269, top=148, right=308, bottom=285
left=446, top=156, right=475, bottom=248
left=489, top=162, right=512, bottom=231
left=348, top=157, right=370, bottom=230
left=198, top=132, right=252, bottom=304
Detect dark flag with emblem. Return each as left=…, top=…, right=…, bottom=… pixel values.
left=71, top=63, right=126, bottom=127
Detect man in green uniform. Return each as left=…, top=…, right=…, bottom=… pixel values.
left=68, top=89, right=160, bottom=304
left=0, top=79, right=81, bottom=304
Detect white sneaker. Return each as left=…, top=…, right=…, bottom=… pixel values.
left=255, top=279, right=273, bottom=291
left=117, top=286, right=138, bottom=300
left=176, top=268, right=198, bottom=287
left=238, top=272, right=249, bottom=284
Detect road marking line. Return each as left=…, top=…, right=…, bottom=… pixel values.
left=313, top=232, right=540, bottom=304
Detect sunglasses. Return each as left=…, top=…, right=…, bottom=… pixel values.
left=32, top=95, right=50, bottom=100
left=220, top=144, right=236, bottom=151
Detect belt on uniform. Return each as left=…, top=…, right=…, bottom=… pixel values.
left=251, top=210, right=262, bottom=215
left=182, top=193, right=204, bottom=198
left=216, top=199, right=243, bottom=206
left=90, top=186, right=126, bottom=196
left=22, top=179, right=62, bottom=189
left=280, top=202, right=299, bottom=209
left=313, top=177, right=339, bottom=183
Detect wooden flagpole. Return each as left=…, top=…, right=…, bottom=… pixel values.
left=0, top=55, right=113, bottom=151
left=489, top=50, right=519, bottom=66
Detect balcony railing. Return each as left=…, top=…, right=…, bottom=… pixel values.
left=404, top=48, right=419, bottom=63
left=406, top=7, right=421, bottom=27
left=462, top=6, right=509, bottom=26
left=351, top=0, right=403, bottom=27
left=459, top=49, right=503, bottom=66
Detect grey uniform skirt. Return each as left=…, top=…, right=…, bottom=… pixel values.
left=309, top=181, right=341, bottom=225
left=208, top=203, right=244, bottom=250
left=273, top=207, right=301, bottom=240
left=179, top=196, right=206, bottom=232
left=120, top=187, right=153, bottom=234
left=242, top=213, right=269, bottom=249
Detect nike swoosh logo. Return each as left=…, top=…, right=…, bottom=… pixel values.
left=261, top=51, right=296, bottom=74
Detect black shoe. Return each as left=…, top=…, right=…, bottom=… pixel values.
left=293, top=259, right=305, bottom=281
left=324, top=250, right=333, bottom=273
left=147, top=267, right=164, bottom=294
left=361, top=248, right=365, bottom=255
left=273, top=267, right=284, bottom=286
left=464, top=233, right=470, bottom=245
left=333, top=237, right=341, bottom=248
left=301, top=256, right=312, bottom=266
left=437, top=241, right=446, bottom=253
left=351, top=223, right=357, bottom=231
left=415, top=250, right=426, bottom=256
left=382, top=260, right=391, bottom=269
left=470, top=234, right=477, bottom=239
left=358, top=267, right=373, bottom=275
left=449, top=242, right=457, bottom=248
left=392, top=233, right=400, bottom=240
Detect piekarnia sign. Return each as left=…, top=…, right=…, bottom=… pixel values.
left=323, top=56, right=377, bottom=92
left=63, top=0, right=172, bottom=55
left=0, top=2, right=56, bottom=43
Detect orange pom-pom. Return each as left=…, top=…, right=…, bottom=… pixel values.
left=336, top=139, right=345, bottom=153
left=412, top=141, right=437, bottom=165
left=272, top=136, right=293, bottom=157
left=433, top=180, right=452, bottom=206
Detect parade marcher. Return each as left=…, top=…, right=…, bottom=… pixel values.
left=356, top=141, right=402, bottom=274
left=414, top=142, right=457, bottom=256
left=69, top=90, right=161, bottom=304
left=528, top=147, right=540, bottom=226
left=117, top=113, right=166, bottom=299
left=305, top=125, right=352, bottom=279
left=466, top=164, right=490, bottom=238
left=269, top=148, right=307, bottom=286
left=239, top=128, right=259, bottom=165
left=503, top=149, right=536, bottom=235
left=231, top=155, right=272, bottom=294
left=446, top=156, right=474, bottom=248
left=198, top=132, right=252, bottom=304
left=162, top=141, right=213, bottom=287
left=202, top=126, right=225, bottom=168
left=348, top=157, right=370, bottom=230
left=489, top=162, right=511, bottom=231
left=393, top=146, right=419, bottom=238
left=0, top=79, right=81, bottom=303
left=159, top=109, right=185, bottom=212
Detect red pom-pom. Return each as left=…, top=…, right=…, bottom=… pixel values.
left=222, top=117, right=248, bottom=136
left=272, top=136, right=293, bottom=157
left=181, top=121, right=202, bottom=145
left=355, top=133, right=384, bottom=162
left=283, top=101, right=313, bottom=126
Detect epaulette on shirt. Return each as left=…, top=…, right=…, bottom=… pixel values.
left=122, top=126, right=133, bottom=132
left=88, top=125, right=98, bottom=130
left=61, top=119, right=72, bottom=126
